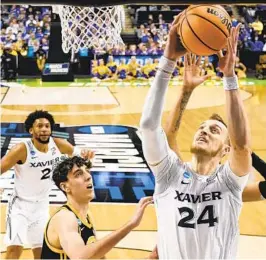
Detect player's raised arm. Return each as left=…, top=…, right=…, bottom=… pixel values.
left=218, top=24, right=252, bottom=178
left=54, top=138, right=95, bottom=160
left=165, top=54, right=209, bottom=159
left=140, top=13, right=186, bottom=168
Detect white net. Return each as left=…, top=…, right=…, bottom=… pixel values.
left=52, top=5, right=125, bottom=54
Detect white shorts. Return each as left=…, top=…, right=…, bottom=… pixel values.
left=4, top=194, right=50, bottom=248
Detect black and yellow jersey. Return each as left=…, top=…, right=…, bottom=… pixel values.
left=41, top=204, right=96, bottom=259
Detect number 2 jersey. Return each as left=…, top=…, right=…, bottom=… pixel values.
left=152, top=150, right=249, bottom=259
left=13, top=138, right=61, bottom=202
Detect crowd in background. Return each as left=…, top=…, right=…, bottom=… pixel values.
left=1, top=5, right=51, bottom=58
left=0, top=4, right=265, bottom=78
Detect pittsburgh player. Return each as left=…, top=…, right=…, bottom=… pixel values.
left=1, top=110, right=94, bottom=259
left=245, top=152, right=266, bottom=201
left=41, top=156, right=153, bottom=259
left=140, top=14, right=250, bottom=259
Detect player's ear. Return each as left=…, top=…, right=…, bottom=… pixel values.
left=222, top=144, right=230, bottom=158
left=29, top=127, right=33, bottom=135
left=60, top=182, right=70, bottom=193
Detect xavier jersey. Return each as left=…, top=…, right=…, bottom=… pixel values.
left=41, top=204, right=96, bottom=259
left=13, top=138, right=61, bottom=201
left=153, top=150, right=249, bottom=259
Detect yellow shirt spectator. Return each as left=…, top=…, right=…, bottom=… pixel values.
left=251, top=19, right=263, bottom=34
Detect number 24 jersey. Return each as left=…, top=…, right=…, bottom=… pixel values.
left=152, top=150, right=249, bottom=259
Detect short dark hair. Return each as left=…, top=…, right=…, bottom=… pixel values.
left=209, top=113, right=227, bottom=128
left=24, top=110, right=55, bottom=133
left=52, top=156, right=92, bottom=195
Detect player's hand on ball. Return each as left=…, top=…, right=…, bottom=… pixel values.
left=217, top=24, right=241, bottom=77
left=183, top=53, right=210, bottom=90
left=130, top=196, right=153, bottom=228
left=164, top=11, right=187, bottom=61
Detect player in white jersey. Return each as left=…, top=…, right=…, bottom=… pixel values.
left=140, top=13, right=252, bottom=259
left=164, top=50, right=266, bottom=204
left=0, top=110, right=94, bottom=259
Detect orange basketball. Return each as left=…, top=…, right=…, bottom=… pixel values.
left=179, top=5, right=232, bottom=56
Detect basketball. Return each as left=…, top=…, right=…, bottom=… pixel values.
left=179, top=5, right=232, bottom=56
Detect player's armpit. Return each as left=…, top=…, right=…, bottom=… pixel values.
left=242, top=181, right=266, bottom=202
left=1, top=142, right=27, bottom=174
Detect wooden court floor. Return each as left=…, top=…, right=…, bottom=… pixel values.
left=0, top=79, right=266, bottom=258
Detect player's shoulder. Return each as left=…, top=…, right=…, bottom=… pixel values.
left=47, top=207, right=78, bottom=237
left=9, top=141, right=27, bottom=154
left=53, top=137, right=68, bottom=146
left=168, top=149, right=185, bottom=167
left=216, top=161, right=230, bottom=174
left=161, top=150, right=185, bottom=174
left=53, top=207, right=77, bottom=227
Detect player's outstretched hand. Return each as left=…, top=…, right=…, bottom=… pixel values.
left=80, top=149, right=95, bottom=160
left=217, top=24, right=241, bottom=77
left=183, top=53, right=210, bottom=91
left=130, top=196, right=153, bottom=228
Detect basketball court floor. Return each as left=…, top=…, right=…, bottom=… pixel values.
left=0, top=77, right=266, bottom=258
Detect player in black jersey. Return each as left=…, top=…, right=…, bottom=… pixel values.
left=41, top=156, right=153, bottom=259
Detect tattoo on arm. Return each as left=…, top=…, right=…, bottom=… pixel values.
left=174, top=91, right=192, bottom=132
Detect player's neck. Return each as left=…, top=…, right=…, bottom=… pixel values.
left=190, top=155, right=220, bottom=176
left=67, top=197, right=89, bottom=221
left=32, top=139, right=49, bottom=153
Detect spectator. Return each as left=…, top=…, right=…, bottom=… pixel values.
left=161, top=5, right=171, bottom=11
left=250, top=16, right=264, bottom=35
left=253, top=35, right=264, bottom=51
left=231, top=15, right=239, bottom=27
left=26, top=14, right=36, bottom=27
left=137, top=24, right=145, bottom=39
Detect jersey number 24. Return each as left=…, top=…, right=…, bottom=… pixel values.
left=178, top=205, right=218, bottom=228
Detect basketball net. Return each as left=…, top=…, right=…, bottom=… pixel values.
left=52, top=5, right=125, bottom=54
